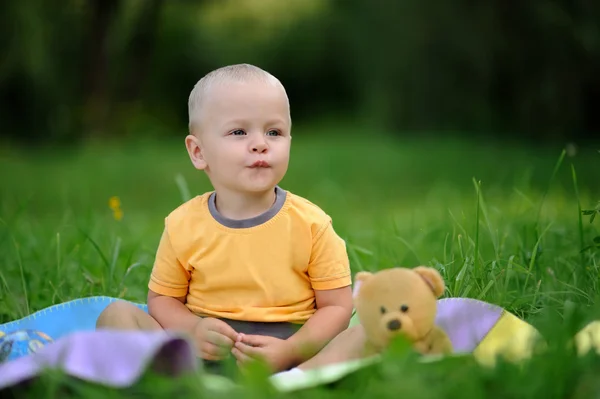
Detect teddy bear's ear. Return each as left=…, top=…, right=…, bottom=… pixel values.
left=352, top=271, right=373, bottom=298
left=354, top=271, right=373, bottom=283
left=413, top=266, right=445, bottom=297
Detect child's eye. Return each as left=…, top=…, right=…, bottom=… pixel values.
left=231, top=129, right=245, bottom=135
left=266, top=130, right=280, bottom=136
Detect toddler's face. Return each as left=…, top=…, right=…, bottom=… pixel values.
left=193, top=79, right=291, bottom=195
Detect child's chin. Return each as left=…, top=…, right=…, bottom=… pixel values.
left=243, top=180, right=279, bottom=192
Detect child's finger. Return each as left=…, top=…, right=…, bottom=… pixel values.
left=206, top=331, right=235, bottom=348
left=234, top=341, right=263, bottom=357
left=199, top=342, right=227, bottom=360
left=240, top=334, right=270, bottom=347
left=232, top=347, right=253, bottom=363
left=210, top=319, right=240, bottom=342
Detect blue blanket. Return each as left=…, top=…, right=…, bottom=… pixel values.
left=0, top=297, right=147, bottom=361
left=0, top=296, right=147, bottom=337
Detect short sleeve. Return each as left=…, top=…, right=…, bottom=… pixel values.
left=148, top=225, right=190, bottom=297
left=307, top=219, right=352, bottom=290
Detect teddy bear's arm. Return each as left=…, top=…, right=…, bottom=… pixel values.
left=415, top=326, right=453, bottom=355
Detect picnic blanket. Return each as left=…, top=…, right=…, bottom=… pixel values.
left=0, top=296, right=560, bottom=392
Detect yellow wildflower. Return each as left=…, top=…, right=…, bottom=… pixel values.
left=113, top=208, right=123, bottom=221
left=108, top=196, right=124, bottom=221
left=108, top=196, right=121, bottom=210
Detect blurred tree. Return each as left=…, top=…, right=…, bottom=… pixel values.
left=120, top=0, right=164, bottom=103
left=81, top=0, right=167, bottom=139
left=0, top=0, right=85, bottom=144
left=0, top=0, right=598, bottom=146
left=81, top=0, right=120, bottom=139
left=335, top=0, right=600, bottom=141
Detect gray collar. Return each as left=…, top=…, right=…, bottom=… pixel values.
left=208, top=186, right=287, bottom=228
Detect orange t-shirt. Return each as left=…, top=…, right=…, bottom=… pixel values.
left=148, top=187, right=351, bottom=324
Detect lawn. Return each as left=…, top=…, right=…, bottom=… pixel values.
left=1, top=127, right=599, bottom=397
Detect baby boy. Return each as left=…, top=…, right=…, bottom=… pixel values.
left=96, top=64, right=353, bottom=373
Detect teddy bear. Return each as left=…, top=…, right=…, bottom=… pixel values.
left=354, top=266, right=453, bottom=357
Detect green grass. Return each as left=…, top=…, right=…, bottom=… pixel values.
left=1, top=127, right=599, bottom=397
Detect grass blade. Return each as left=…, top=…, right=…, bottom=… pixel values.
left=524, top=222, right=553, bottom=290
left=535, top=149, right=566, bottom=236
left=77, top=227, right=110, bottom=269
left=571, top=163, right=585, bottom=266
left=109, top=236, right=122, bottom=291
left=56, top=231, right=61, bottom=281
left=478, top=279, right=496, bottom=300
left=175, top=173, right=192, bottom=203
left=12, top=236, right=30, bottom=316
left=473, top=178, right=482, bottom=272
left=395, top=235, right=421, bottom=265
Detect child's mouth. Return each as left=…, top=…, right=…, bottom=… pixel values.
left=250, top=160, right=270, bottom=168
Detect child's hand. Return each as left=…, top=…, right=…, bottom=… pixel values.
left=232, top=334, right=297, bottom=372
left=193, top=317, right=239, bottom=361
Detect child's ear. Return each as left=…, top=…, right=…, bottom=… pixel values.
left=352, top=272, right=373, bottom=298
left=185, top=134, right=207, bottom=170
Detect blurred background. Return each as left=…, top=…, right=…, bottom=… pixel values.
left=1, top=0, right=599, bottom=146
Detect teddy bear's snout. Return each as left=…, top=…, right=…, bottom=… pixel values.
left=387, top=318, right=401, bottom=331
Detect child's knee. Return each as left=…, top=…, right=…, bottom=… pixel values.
left=96, top=300, right=148, bottom=329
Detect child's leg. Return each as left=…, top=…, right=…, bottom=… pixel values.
left=96, top=300, right=162, bottom=330
left=296, top=325, right=368, bottom=370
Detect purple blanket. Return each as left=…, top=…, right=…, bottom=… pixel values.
left=0, top=330, right=197, bottom=390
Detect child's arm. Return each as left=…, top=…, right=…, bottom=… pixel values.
left=148, top=225, right=239, bottom=359
left=147, top=290, right=199, bottom=334
left=285, top=218, right=354, bottom=363
left=147, top=226, right=198, bottom=334
left=285, top=285, right=354, bottom=364
left=149, top=290, right=238, bottom=360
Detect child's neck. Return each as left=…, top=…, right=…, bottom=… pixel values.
left=213, top=187, right=277, bottom=220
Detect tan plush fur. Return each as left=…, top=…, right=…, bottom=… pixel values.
left=354, top=267, right=453, bottom=357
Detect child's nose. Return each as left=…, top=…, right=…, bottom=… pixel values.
left=251, top=138, right=268, bottom=153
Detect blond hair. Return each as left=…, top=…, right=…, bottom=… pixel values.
left=188, top=63, right=288, bottom=132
